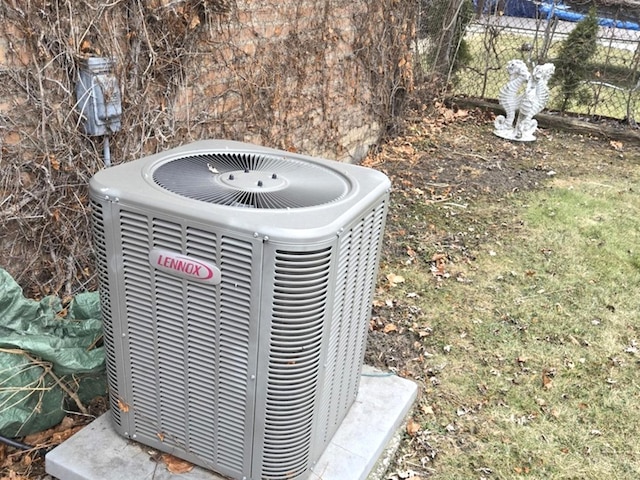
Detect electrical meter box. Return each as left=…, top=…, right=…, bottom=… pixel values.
left=76, top=57, right=122, bottom=136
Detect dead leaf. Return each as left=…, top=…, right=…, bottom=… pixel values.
left=421, top=404, right=435, bottom=415
left=80, top=39, right=92, bottom=53
left=161, top=453, right=194, bottom=474
left=406, top=418, right=421, bottom=436
left=610, top=140, right=623, bottom=151
left=188, top=14, right=201, bottom=29
left=542, top=371, right=553, bottom=390
left=430, top=253, right=448, bottom=277
left=49, top=155, right=60, bottom=171
left=386, top=272, right=405, bottom=287
left=4, top=131, right=20, bottom=145
left=384, top=323, right=398, bottom=334
left=117, top=398, right=130, bottom=413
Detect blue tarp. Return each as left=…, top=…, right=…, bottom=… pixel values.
left=539, top=4, right=640, bottom=30
left=474, top=0, right=640, bottom=31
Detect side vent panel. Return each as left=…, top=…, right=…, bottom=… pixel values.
left=260, top=248, right=332, bottom=480
left=89, top=200, right=121, bottom=426
left=317, top=199, right=388, bottom=449
left=184, top=228, right=219, bottom=461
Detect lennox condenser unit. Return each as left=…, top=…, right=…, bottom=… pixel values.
left=89, top=140, right=390, bottom=480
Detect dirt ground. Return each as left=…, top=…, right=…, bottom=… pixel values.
left=2, top=102, right=639, bottom=479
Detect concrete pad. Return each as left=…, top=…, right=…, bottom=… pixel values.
left=46, top=366, right=417, bottom=480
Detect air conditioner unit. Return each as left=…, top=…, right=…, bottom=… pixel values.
left=89, top=140, right=390, bottom=480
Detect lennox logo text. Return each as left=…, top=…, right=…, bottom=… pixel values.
left=149, top=248, right=222, bottom=285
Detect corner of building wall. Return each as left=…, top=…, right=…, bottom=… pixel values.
left=338, top=122, right=381, bottom=164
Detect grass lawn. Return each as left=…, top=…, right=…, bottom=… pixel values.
left=364, top=104, right=640, bottom=479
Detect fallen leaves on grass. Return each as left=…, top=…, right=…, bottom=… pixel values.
left=384, top=323, right=399, bottom=334
left=387, top=272, right=406, bottom=287
left=363, top=102, right=640, bottom=480
left=406, top=418, right=421, bottom=436
left=421, top=404, right=435, bottom=415
left=430, top=253, right=449, bottom=278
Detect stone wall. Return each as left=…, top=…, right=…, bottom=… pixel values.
left=0, top=0, right=415, bottom=295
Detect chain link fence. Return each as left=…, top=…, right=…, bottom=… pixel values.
left=418, top=0, right=640, bottom=123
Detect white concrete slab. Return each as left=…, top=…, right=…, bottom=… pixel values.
left=46, top=366, right=417, bottom=480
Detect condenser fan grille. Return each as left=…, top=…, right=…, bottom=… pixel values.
left=152, top=152, right=350, bottom=209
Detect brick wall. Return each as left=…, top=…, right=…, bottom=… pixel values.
left=152, top=0, right=378, bottom=161
left=0, top=0, right=414, bottom=294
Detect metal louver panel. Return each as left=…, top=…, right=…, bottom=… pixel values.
left=120, top=210, right=158, bottom=440
left=183, top=227, right=219, bottom=461
left=345, top=200, right=388, bottom=401
left=152, top=218, right=188, bottom=446
left=90, top=200, right=121, bottom=426
left=117, top=209, right=256, bottom=478
left=260, top=248, right=332, bottom=480
left=317, top=199, right=388, bottom=448
left=216, top=237, right=254, bottom=472
left=152, top=153, right=349, bottom=209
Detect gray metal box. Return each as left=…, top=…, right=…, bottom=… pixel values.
left=89, top=140, right=390, bottom=480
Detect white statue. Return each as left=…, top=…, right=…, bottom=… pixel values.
left=494, top=60, right=555, bottom=142
left=494, top=60, right=530, bottom=132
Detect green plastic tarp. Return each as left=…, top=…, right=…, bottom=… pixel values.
left=0, top=268, right=106, bottom=437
